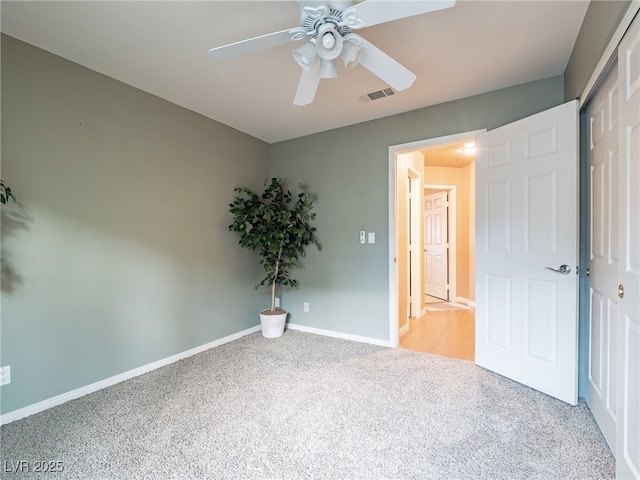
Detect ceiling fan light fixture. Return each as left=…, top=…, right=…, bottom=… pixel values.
left=322, top=32, right=336, bottom=49
left=319, top=59, right=339, bottom=79
left=293, top=42, right=318, bottom=71
left=341, top=36, right=363, bottom=70
left=315, top=23, right=343, bottom=60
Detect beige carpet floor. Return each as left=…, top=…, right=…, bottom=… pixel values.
left=0, top=330, right=614, bottom=479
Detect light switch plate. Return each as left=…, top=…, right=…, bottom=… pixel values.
left=368, top=232, right=375, bottom=244
left=0, top=366, right=11, bottom=386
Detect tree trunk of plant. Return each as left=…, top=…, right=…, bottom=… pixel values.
left=271, top=247, right=283, bottom=311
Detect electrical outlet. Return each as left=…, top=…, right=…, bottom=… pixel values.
left=0, top=366, right=11, bottom=386
left=275, top=297, right=280, bottom=308
left=303, top=302, right=309, bottom=312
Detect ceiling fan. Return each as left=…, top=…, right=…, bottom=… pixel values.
left=209, top=1, right=455, bottom=106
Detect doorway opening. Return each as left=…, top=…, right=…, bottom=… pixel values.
left=388, top=130, right=484, bottom=360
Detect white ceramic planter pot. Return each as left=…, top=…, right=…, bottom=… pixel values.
left=259, top=310, right=288, bottom=338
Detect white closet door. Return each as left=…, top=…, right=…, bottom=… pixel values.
left=586, top=58, right=619, bottom=451
left=616, top=11, right=640, bottom=480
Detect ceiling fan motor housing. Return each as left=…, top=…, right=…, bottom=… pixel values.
left=293, top=2, right=366, bottom=77
left=300, top=4, right=353, bottom=41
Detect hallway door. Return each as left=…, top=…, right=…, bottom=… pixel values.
left=425, top=190, right=449, bottom=300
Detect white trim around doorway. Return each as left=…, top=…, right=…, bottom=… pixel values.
left=388, top=129, right=486, bottom=348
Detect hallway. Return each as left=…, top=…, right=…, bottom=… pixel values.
left=399, top=305, right=474, bottom=361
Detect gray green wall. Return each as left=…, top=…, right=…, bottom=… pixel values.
left=1, top=35, right=270, bottom=414
left=269, top=76, right=565, bottom=341
left=564, top=0, right=632, bottom=101
left=1, top=0, right=633, bottom=415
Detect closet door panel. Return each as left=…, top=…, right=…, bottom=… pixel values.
left=617, top=12, right=640, bottom=480
left=586, top=59, right=619, bottom=451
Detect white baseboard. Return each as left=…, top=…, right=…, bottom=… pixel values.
left=286, top=323, right=392, bottom=348
left=0, top=325, right=261, bottom=426
left=1, top=323, right=392, bottom=425
left=398, top=321, right=410, bottom=338
left=455, top=296, right=475, bottom=307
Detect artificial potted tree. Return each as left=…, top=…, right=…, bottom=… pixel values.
left=229, top=177, right=320, bottom=338
left=0, top=180, right=16, bottom=205
left=1, top=180, right=17, bottom=270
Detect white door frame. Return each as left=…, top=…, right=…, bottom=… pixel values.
left=408, top=166, right=422, bottom=320
left=388, top=129, right=485, bottom=347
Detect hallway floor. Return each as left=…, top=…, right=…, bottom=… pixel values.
left=399, top=306, right=475, bottom=361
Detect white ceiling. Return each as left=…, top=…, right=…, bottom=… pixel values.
left=1, top=1, right=589, bottom=144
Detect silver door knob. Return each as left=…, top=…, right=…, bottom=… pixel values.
left=545, top=264, right=572, bottom=275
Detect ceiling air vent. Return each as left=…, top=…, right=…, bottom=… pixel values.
left=356, top=87, right=396, bottom=104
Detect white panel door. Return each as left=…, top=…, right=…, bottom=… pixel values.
left=476, top=100, right=579, bottom=405
left=586, top=58, right=619, bottom=451
left=425, top=191, right=449, bottom=300
left=617, top=13, right=640, bottom=480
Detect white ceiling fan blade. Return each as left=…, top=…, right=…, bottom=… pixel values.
left=209, top=29, right=296, bottom=61
left=356, top=36, right=416, bottom=91
left=344, top=0, right=455, bottom=29
left=294, top=57, right=321, bottom=106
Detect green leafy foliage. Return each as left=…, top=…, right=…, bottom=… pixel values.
left=0, top=180, right=16, bottom=205
left=229, top=178, right=320, bottom=311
